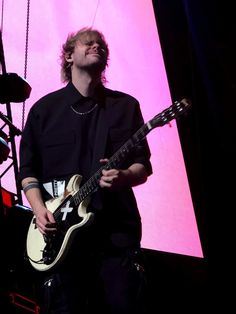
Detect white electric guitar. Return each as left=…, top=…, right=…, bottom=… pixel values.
left=26, top=98, right=191, bottom=271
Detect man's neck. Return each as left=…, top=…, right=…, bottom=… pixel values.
left=71, top=70, right=101, bottom=97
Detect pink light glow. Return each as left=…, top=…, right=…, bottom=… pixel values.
left=1, top=0, right=203, bottom=257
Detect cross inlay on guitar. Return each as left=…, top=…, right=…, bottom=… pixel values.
left=60, top=201, right=73, bottom=221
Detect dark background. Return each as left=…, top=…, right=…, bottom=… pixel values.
left=1, top=0, right=235, bottom=312
left=147, top=0, right=234, bottom=311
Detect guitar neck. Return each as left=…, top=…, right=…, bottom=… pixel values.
left=72, top=123, right=152, bottom=205
left=71, top=98, right=191, bottom=206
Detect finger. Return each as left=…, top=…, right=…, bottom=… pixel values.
left=100, top=158, right=109, bottom=164
left=99, top=178, right=112, bottom=188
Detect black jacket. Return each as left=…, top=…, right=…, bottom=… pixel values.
left=19, top=81, right=152, bottom=249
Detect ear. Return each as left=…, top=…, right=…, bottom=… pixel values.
left=65, top=53, right=73, bottom=62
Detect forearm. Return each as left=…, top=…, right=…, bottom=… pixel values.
left=100, top=162, right=148, bottom=190
left=21, top=177, right=46, bottom=215
left=22, top=177, right=56, bottom=234
left=125, top=163, right=148, bottom=187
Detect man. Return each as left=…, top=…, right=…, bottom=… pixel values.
left=19, top=27, right=152, bottom=314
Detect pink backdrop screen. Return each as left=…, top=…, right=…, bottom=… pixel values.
left=0, top=0, right=203, bottom=258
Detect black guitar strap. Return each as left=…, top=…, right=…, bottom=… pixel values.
left=88, top=99, right=109, bottom=211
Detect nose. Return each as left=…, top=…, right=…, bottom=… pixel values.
left=91, top=42, right=99, bottom=50
left=90, top=42, right=107, bottom=57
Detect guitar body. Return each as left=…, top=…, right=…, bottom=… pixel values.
left=26, top=174, right=94, bottom=272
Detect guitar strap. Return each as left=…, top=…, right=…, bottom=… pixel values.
left=90, top=101, right=109, bottom=177
left=89, top=100, right=110, bottom=211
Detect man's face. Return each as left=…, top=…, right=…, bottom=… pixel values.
left=71, top=34, right=108, bottom=72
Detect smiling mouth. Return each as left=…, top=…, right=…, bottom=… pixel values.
left=89, top=52, right=100, bottom=56
left=88, top=53, right=102, bottom=60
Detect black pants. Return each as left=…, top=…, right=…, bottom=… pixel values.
left=39, top=248, right=148, bottom=314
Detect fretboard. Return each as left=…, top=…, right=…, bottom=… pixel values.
left=72, top=122, right=152, bottom=206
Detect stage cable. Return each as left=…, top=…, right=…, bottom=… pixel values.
left=91, top=0, right=100, bottom=27
left=0, top=0, right=5, bottom=75
left=21, top=0, right=30, bottom=131
left=0, top=0, right=4, bottom=33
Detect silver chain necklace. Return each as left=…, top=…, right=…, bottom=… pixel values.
left=70, top=103, right=98, bottom=116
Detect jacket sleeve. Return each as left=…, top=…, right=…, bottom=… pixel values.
left=18, top=107, right=42, bottom=184
left=131, top=101, right=153, bottom=176
left=107, top=95, right=153, bottom=177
